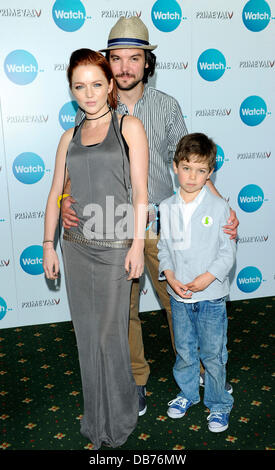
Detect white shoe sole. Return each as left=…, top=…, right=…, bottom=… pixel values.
left=139, top=405, right=147, bottom=417
left=208, top=423, right=229, bottom=433
left=167, top=399, right=200, bottom=419
left=167, top=409, right=186, bottom=419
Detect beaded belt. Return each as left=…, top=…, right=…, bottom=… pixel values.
left=146, top=203, right=160, bottom=234
left=63, top=230, right=133, bottom=248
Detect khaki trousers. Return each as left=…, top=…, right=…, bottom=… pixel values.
left=128, top=228, right=204, bottom=386
left=128, top=228, right=173, bottom=386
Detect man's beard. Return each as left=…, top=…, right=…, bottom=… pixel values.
left=115, top=74, right=143, bottom=91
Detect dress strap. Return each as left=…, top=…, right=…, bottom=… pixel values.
left=111, top=112, right=132, bottom=204
left=73, top=124, right=80, bottom=137
left=120, top=114, right=127, bottom=132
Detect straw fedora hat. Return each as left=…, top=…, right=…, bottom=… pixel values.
left=100, top=16, right=157, bottom=52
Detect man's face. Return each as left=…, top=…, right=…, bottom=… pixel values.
left=109, top=48, right=148, bottom=91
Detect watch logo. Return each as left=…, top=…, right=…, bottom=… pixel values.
left=52, top=0, right=86, bottom=32
left=4, top=50, right=38, bottom=85
left=151, top=0, right=183, bottom=32
left=242, top=0, right=271, bottom=32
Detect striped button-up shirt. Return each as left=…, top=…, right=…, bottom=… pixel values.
left=75, top=85, right=188, bottom=204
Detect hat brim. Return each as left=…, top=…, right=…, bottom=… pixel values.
left=99, top=44, right=157, bottom=52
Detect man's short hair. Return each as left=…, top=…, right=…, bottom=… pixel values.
left=174, top=133, right=217, bottom=171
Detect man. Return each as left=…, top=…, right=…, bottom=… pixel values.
left=62, top=16, right=238, bottom=416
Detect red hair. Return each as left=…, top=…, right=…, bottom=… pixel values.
left=67, top=48, right=117, bottom=109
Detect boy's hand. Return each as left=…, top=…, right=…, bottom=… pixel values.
left=164, top=270, right=192, bottom=299
left=61, top=196, right=79, bottom=229
left=223, top=208, right=239, bottom=240
left=184, top=272, right=215, bottom=293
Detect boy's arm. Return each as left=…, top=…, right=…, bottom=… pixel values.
left=184, top=272, right=216, bottom=293
left=207, top=204, right=236, bottom=282
left=184, top=204, right=236, bottom=293
left=157, top=204, right=192, bottom=299
left=206, top=179, right=239, bottom=239
left=157, top=204, right=174, bottom=276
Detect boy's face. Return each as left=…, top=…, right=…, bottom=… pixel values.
left=173, top=155, right=213, bottom=199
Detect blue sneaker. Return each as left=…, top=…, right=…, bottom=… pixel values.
left=207, top=412, right=229, bottom=432
left=137, top=385, right=147, bottom=417
left=167, top=396, right=194, bottom=419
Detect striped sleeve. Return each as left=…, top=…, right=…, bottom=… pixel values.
left=167, top=98, right=188, bottom=152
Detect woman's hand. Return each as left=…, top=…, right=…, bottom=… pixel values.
left=43, top=246, right=60, bottom=280
left=223, top=208, right=239, bottom=240
left=61, top=196, right=79, bottom=229
left=125, top=242, right=144, bottom=280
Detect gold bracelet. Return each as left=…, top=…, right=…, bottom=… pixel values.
left=43, top=240, right=54, bottom=244
left=57, top=193, right=70, bottom=208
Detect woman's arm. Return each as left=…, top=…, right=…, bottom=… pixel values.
left=121, top=116, right=149, bottom=279
left=43, top=128, right=73, bottom=279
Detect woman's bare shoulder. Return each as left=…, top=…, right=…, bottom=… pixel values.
left=119, top=114, right=145, bottom=134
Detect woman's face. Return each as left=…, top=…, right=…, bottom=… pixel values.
left=71, top=64, right=113, bottom=118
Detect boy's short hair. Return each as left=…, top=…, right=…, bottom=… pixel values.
left=174, top=133, right=217, bottom=171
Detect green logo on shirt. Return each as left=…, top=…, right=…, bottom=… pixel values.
left=202, top=216, right=213, bottom=227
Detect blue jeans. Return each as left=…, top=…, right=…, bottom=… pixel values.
left=170, top=296, right=234, bottom=413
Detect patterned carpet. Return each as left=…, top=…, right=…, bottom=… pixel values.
left=0, top=297, right=274, bottom=453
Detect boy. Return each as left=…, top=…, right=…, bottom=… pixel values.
left=157, top=133, right=236, bottom=432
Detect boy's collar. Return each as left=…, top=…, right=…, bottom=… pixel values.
left=177, top=186, right=206, bottom=205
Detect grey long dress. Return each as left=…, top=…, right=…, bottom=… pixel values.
left=62, top=111, right=138, bottom=449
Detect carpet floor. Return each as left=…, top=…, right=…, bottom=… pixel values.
left=0, top=297, right=274, bottom=453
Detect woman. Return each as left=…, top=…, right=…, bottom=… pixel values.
left=43, top=49, right=148, bottom=449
